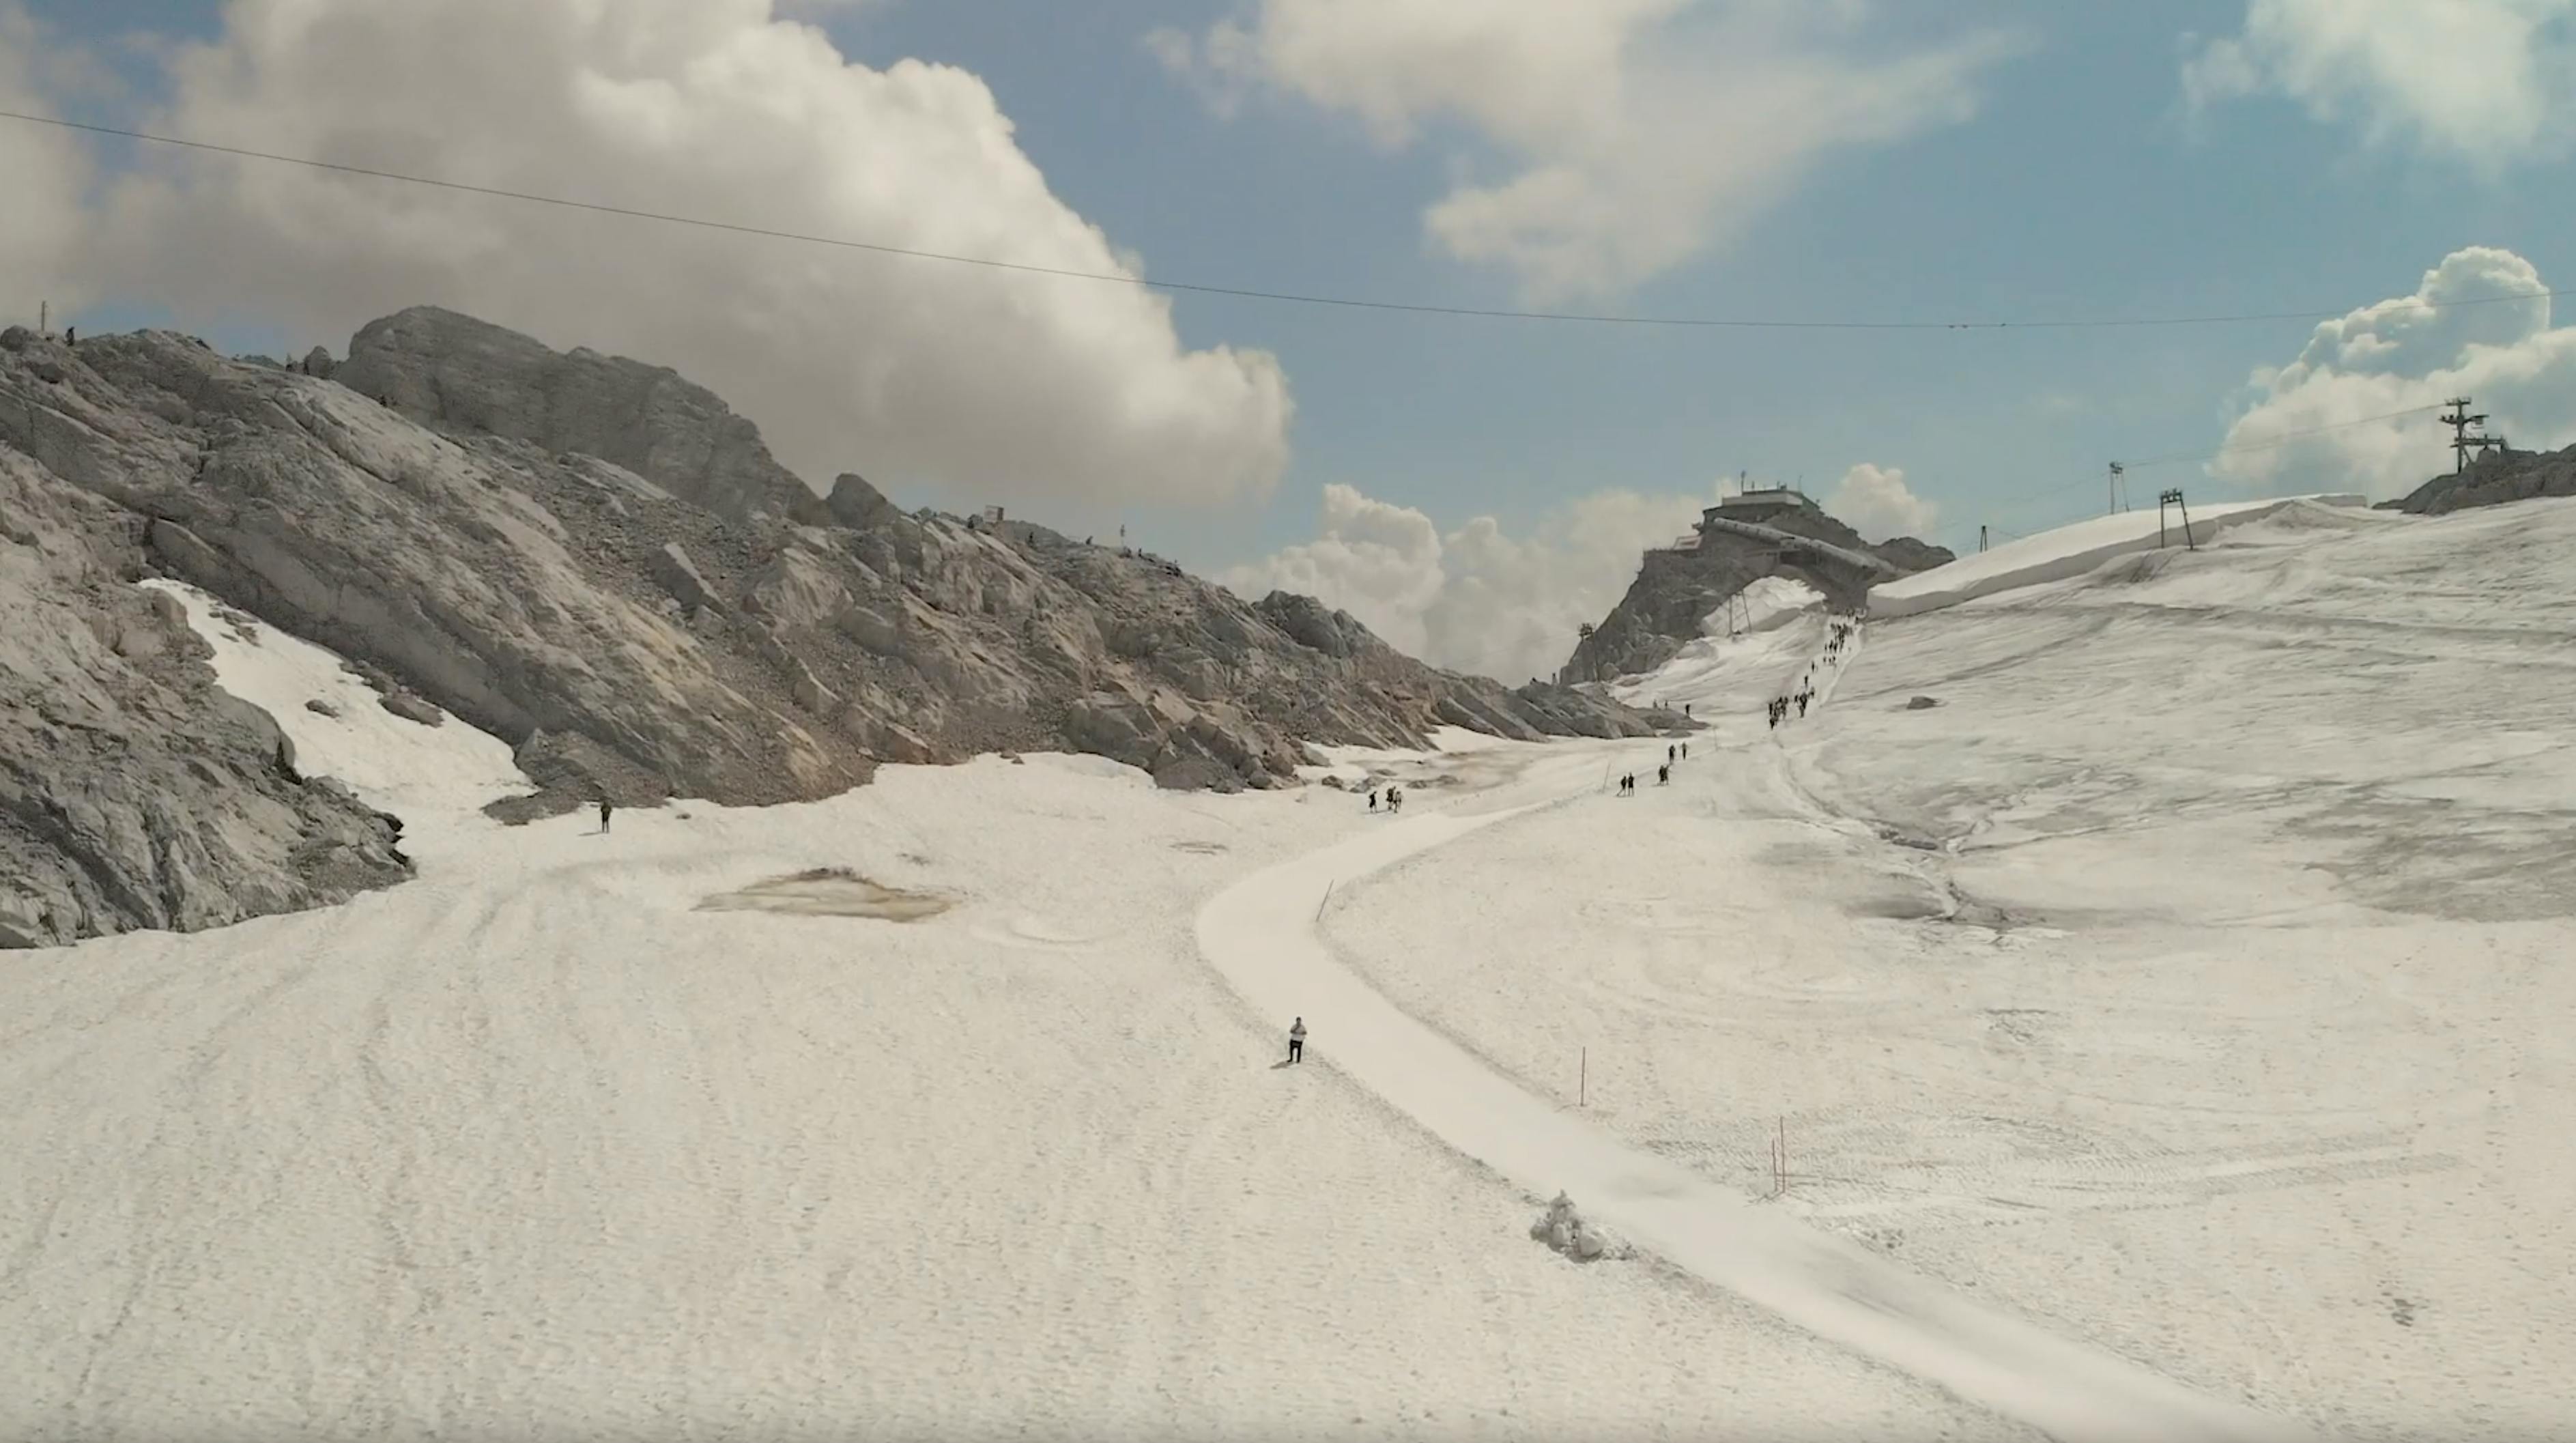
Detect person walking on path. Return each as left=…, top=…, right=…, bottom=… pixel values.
left=1287, top=1017, right=1306, bottom=1064
left=1368, top=788, right=1379, bottom=812
left=1657, top=763, right=1670, bottom=786
left=598, top=797, right=613, bottom=833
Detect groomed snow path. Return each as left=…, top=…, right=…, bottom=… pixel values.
left=1198, top=756, right=2319, bottom=1443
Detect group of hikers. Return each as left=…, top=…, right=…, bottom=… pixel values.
left=1615, top=738, right=1691, bottom=795
left=1285, top=612, right=1878, bottom=1069
left=1768, top=611, right=1863, bottom=730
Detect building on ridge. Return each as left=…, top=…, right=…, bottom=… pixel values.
left=1702, top=485, right=1820, bottom=528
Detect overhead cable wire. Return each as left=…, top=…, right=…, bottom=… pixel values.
left=5, top=108, right=2574, bottom=334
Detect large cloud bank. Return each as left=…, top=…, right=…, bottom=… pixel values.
left=2, top=0, right=1291, bottom=515
left=2209, top=247, right=2576, bottom=499
left=1151, top=0, right=2018, bottom=304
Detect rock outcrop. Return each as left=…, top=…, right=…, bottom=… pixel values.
left=337, top=306, right=832, bottom=528
left=2378, top=444, right=2576, bottom=515
left=1564, top=509, right=1951, bottom=684
left=0, top=309, right=1674, bottom=929
left=0, top=363, right=412, bottom=948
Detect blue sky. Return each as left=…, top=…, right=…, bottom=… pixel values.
left=14, top=0, right=2576, bottom=678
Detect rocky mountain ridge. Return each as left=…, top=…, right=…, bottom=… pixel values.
left=0, top=308, right=1676, bottom=945
left=2378, top=444, right=2576, bottom=515
left=1563, top=506, right=1952, bottom=685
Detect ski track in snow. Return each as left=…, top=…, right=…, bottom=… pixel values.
left=1198, top=670, right=2318, bottom=1443
left=6, top=586, right=2027, bottom=1440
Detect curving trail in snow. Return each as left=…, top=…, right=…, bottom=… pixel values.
left=1195, top=746, right=2323, bottom=1443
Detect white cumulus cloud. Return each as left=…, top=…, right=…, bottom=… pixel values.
left=2184, top=1, right=2576, bottom=162
left=1826, top=463, right=1936, bottom=542
left=2208, top=246, right=2576, bottom=499
left=19, top=0, right=1291, bottom=515
left=1149, top=0, right=2020, bottom=304
left=1228, top=481, right=1743, bottom=684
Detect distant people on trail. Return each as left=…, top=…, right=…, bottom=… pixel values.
left=598, top=797, right=613, bottom=833
left=1288, top=1017, right=1306, bottom=1064
left=1387, top=785, right=1403, bottom=814
left=1657, top=763, right=1670, bottom=786
left=1368, top=788, right=1379, bottom=812
left=1797, top=694, right=1809, bottom=718
left=1680, top=741, right=1689, bottom=760
left=63, top=326, right=75, bottom=346
left=1667, top=743, right=1676, bottom=764
left=1684, top=703, right=1692, bottom=717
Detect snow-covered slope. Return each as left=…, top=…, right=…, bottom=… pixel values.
left=1323, top=496, right=2576, bottom=1440
left=0, top=592, right=2016, bottom=1441
left=138, top=579, right=531, bottom=837
left=1869, top=494, right=2371, bottom=618
left=11, top=498, right=2569, bottom=1440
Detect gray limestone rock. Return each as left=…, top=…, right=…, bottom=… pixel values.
left=0, top=306, right=1670, bottom=914
left=2380, top=444, right=2576, bottom=516
left=0, top=442, right=411, bottom=948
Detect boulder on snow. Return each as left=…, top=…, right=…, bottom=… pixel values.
left=1530, top=1192, right=1629, bottom=1262
left=1906, top=695, right=1941, bottom=711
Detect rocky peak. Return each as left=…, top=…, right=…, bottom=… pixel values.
left=336, top=306, right=829, bottom=528
left=1564, top=506, right=1952, bottom=685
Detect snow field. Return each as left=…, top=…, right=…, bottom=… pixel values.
left=1323, top=498, right=2576, bottom=1440
left=1869, top=494, right=2373, bottom=619
left=138, top=577, right=532, bottom=851
left=3, top=588, right=2015, bottom=1439
left=1210, top=754, right=2297, bottom=1443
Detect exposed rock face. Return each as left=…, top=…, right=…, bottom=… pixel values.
left=1564, top=510, right=1951, bottom=684
left=0, top=308, right=1672, bottom=887
left=335, top=306, right=831, bottom=528
left=2379, top=445, right=2576, bottom=515
left=0, top=363, right=412, bottom=947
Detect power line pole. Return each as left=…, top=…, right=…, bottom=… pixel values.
left=1979, top=524, right=1989, bottom=554
left=2107, top=461, right=2126, bottom=514
left=2440, top=397, right=2505, bottom=474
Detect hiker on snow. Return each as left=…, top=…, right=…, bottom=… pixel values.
left=1288, top=1017, right=1306, bottom=1064
left=1657, top=763, right=1670, bottom=786
left=1387, top=785, right=1403, bottom=814
left=598, top=797, right=613, bottom=833
left=1368, top=788, right=1379, bottom=812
